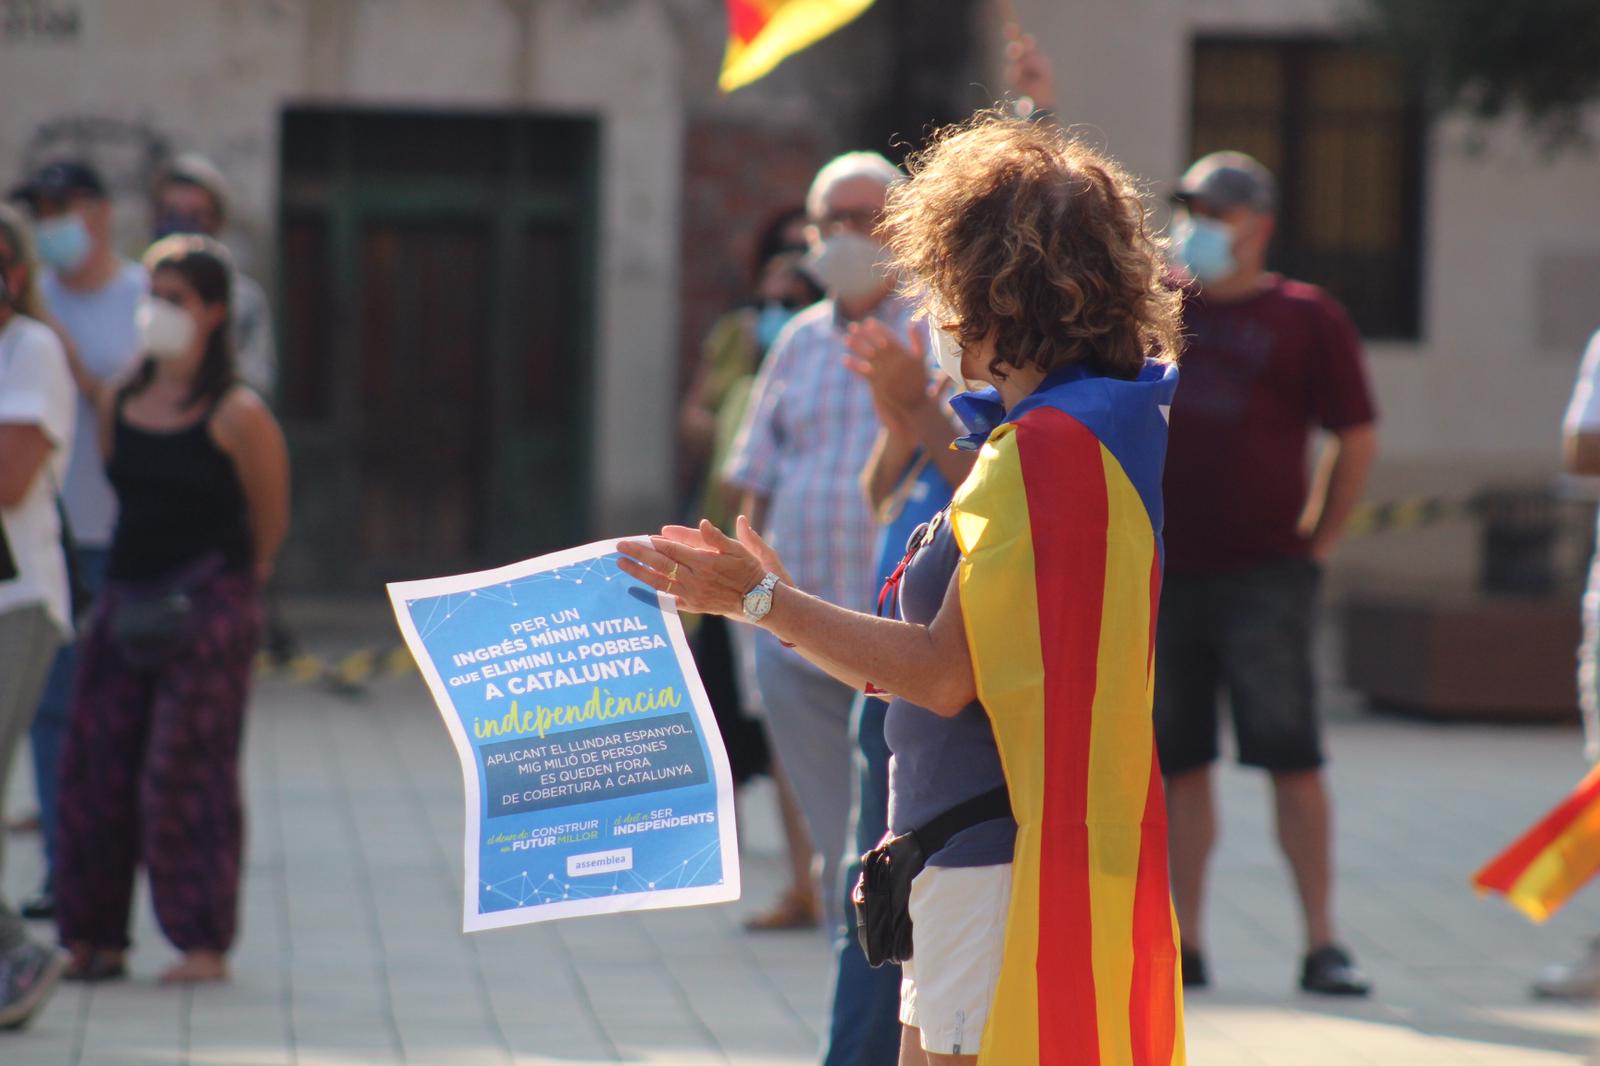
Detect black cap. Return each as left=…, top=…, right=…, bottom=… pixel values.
left=1173, top=151, right=1276, bottom=213
left=9, top=160, right=108, bottom=209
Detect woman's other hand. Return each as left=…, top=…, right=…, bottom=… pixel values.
left=617, top=518, right=781, bottom=618
left=1004, top=23, right=1056, bottom=114
left=732, top=515, right=794, bottom=588
left=843, top=319, right=932, bottom=428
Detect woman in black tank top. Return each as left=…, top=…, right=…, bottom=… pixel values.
left=54, top=235, right=289, bottom=986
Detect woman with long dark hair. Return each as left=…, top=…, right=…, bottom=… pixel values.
left=53, top=234, right=289, bottom=984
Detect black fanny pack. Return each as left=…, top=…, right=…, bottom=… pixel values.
left=851, top=785, right=1011, bottom=968
left=108, top=553, right=227, bottom=668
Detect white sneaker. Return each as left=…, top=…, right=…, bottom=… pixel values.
left=1531, top=936, right=1600, bottom=1001
left=0, top=940, right=68, bottom=1030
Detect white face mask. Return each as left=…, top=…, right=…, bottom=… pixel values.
left=136, top=296, right=197, bottom=360
left=803, top=231, right=890, bottom=302
left=926, top=307, right=987, bottom=393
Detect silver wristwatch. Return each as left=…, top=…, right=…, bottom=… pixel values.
left=741, top=572, right=781, bottom=622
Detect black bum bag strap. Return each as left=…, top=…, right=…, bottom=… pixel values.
left=911, top=785, right=1012, bottom=855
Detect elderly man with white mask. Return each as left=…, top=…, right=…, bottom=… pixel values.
left=722, top=151, right=918, bottom=932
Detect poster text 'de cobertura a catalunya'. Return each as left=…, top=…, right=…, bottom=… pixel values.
left=388, top=540, right=740, bottom=931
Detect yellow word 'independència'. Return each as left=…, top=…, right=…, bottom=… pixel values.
left=473, top=685, right=683, bottom=742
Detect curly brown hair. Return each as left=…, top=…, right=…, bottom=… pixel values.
left=881, top=112, right=1182, bottom=381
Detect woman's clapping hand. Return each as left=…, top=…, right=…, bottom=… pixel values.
left=843, top=318, right=934, bottom=430
left=617, top=516, right=793, bottom=619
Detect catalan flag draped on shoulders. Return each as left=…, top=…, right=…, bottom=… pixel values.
left=948, top=357, right=1186, bottom=1066
left=1474, top=762, right=1600, bottom=922
left=719, top=0, right=875, bottom=91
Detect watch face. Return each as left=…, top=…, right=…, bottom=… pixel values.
left=745, top=588, right=772, bottom=618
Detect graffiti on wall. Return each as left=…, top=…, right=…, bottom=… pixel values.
left=20, top=115, right=173, bottom=199
left=0, top=1, right=81, bottom=42
left=19, top=114, right=273, bottom=268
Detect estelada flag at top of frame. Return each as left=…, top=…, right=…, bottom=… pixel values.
left=720, top=0, right=876, bottom=91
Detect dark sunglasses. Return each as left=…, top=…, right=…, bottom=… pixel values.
left=815, top=207, right=882, bottom=231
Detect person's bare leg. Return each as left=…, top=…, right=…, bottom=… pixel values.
left=1272, top=768, right=1335, bottom=950
left=744, top=755, right=820, bottom=930
left=1165, top=765, right=1217, bottom=950
left=773, top=756, right=817, bottom=898
left=899, top=1026, right=926, bottom=1066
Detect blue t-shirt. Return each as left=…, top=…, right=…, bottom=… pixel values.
left=883, top=509, right=1017, bottom=867
left=42, top=260, right=146, bottom=546
left=873, top=456, right=952, bottom=596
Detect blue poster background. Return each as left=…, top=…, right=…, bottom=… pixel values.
left=394, top=549, right=732, bottom=922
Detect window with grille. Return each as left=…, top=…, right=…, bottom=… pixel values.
left=1190, top=37, right=1426, bottom=340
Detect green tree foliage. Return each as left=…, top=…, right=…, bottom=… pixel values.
left=1359, top=0, right=1600, bottom=146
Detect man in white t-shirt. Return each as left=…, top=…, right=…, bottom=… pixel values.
left=1542, top=327, right=1600, bottom=1002
left=0, top=215, right=75, bottom=1025
left=9, top=160, right=144, bottom=917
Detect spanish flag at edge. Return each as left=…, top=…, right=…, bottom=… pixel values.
left=949, top=362, right=1185, bottom=1065
left=720, top=0, right=876, bottom=92
left=1474, top=762, right=1600, bottom=922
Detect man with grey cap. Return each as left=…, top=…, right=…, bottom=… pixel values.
left=1157, top=150, right=1379, bottom=996
left=152, top=152, right=277, bottom=398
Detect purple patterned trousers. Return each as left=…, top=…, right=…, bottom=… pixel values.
left=55, top=568, right=261, bottom=954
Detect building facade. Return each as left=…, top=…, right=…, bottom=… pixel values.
left=3, top=0, right=1595, bottom=589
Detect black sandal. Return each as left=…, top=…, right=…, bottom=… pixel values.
left=63, top=951, right=126, bottom=983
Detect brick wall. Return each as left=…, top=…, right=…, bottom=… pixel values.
left=675, top=114, right=825, bottom=490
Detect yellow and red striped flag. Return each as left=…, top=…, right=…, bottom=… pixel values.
left=950, top=361, right=1185, bottom=1064
left=1474, top=763, right=1600, bottom=922
left=720, top=0, right=876, bottom=92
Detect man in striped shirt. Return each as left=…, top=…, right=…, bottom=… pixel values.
left=724, top=151, right=915, bottom=933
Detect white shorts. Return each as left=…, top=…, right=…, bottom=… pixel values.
left=898, top=863, right=1013, bottom=1056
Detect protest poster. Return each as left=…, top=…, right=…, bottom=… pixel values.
left=387, top=539, right=741, bottom=931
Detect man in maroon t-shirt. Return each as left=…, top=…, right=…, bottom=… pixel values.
left=1158, top=151, right=1379, bottom=997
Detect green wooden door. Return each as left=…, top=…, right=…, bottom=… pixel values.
left=277, top=109, right=598, bottom=590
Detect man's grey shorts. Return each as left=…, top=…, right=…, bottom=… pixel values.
left=1153, top=555, right=1324, bottom=776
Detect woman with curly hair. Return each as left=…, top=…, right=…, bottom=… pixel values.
left=620, top=112, right=1185, bottom=1065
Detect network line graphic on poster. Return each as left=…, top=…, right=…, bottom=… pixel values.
left=484, top=838, right=724, bottom=908
left=388, top=538, right=742, bottom=931
left=406, top=554, right=624, bottom=643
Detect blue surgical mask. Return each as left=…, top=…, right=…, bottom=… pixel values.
left=755, top=302, right=796, bottom=351
left=1173, top=214, right=1236, bottom=284
left=35, top=213, right=92, bottom=273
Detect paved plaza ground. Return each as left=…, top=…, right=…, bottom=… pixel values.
left=3, top=609, right=1599, bottom=1065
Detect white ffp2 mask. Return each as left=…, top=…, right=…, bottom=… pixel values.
left=803, top=232, right=891, bottom=302
left=136, top=297, right=197, bottom=360
left=926, top=313, right=987, bottom=393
